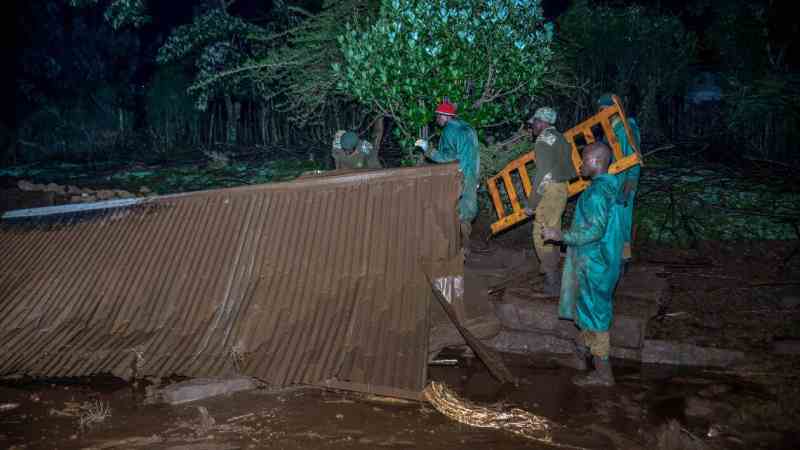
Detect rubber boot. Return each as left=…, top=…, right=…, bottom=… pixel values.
left=559, top=342, right=590, bottom=371
left=572, top=356, right=615, bottom=387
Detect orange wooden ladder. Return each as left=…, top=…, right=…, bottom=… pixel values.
left=486, top=95, right=644, bottom=235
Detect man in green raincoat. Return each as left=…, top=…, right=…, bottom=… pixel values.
left=542, top=142, right=624, bottom=387
left=332, top=130, right=382, bottom=170
left=415, top=101, right=480, bottom=246
left=598, top=93, right=641, bottom=270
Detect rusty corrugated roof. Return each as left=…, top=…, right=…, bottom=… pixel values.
left=0, top=164, right=463, bottom=399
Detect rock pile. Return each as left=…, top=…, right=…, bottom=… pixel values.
left=16, top=180, right=155, bottom=204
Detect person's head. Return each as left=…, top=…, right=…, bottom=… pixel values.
left=581, top=142, right=612, bottom=178
left=596, top=93, right=616, bottom=112
left=435, top=101, right=457, bottom=127
left=340, top=131, right=359, bottom=151
left=527, top=107, right=557, bottom=136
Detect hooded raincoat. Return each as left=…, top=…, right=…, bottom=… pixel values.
left=558, top=173, right=624, bottom=332
left=427, top=118, right=480, bottom=222
left=610, top=117, right=641, bottom=256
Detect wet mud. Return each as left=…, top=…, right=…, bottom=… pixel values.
left=2, top=355, right=797, bottom=450
left=2, top=191, right=799, bottom=449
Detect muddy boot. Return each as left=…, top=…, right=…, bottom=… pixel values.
left=572, top=357, right=615, bottom=387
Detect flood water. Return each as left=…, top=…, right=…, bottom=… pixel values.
left=3, top=353, right=796, bottom=450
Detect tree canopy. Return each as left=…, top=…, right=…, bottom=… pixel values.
left=336, top=0, right=554, bottom=154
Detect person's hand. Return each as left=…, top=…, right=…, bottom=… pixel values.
left=523, top=208, right=534, bottom=217
left=542, top=227, right=562, bottom=242
left=414, top=139, right=429, bottom=151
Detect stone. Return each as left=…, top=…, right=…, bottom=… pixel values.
left=96, top=190, right=115, bottom=201
left=772, top=339, right=800, bottom=355
left=43, top=183, right=64, bottom=194
left=17, top=180, right=36, bottom=191
left=493, top=292, right=647, bottom=349
left=148, top=377, right=257, bottom=405
left=139, top=186, right=152, bottom=194
left=486, top=330, right=573, bottom=355
left=114, top=189, right=135, bottom=199
left=66, top=185, right=82, bottom=195
left=642, top=340, right=747, bottom=367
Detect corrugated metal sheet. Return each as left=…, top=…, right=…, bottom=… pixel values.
left=0, top=164, right=463, bottom=399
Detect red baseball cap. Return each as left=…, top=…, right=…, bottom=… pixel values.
left=435, top=102, right=457, bottom=116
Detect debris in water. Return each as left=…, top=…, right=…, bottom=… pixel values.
left=78, top=400, right=112, bottom=431
left=0, top=402, right=20, bottom=412
left=423, top=381, right=587, bottom=449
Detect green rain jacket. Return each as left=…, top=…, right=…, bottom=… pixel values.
left=558, top=173, right=624, bottom=332
left=610, top=117, right=641, bottom=249
left=427, top=118, right=480, bottom=222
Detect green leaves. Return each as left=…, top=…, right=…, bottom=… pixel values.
left=338, top=0, right=553, bottom=150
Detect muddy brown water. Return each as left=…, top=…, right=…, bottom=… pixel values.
left=2, top=355, right=796, bottom=450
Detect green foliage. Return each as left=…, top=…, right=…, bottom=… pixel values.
left=157, top=9, right=267, bottom=66
left=221, top=0, right=380, bottom=126
left=68, top=0, right=150, bottom=29
left=554, top=0, right=696, bottom=140
left=636, top=159, right=799, bottom=244
left=156, top=8, right=274, bottom=111
left=337, top=0, right=554, bottom=154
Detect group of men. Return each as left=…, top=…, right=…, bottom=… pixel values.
left=336, top=95, right=641, bottom=388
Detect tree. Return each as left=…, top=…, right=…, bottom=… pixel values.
left=156, top=1, right=274, bottom=144
left=67, top=0, right=150, bottom=29
left=554, top=0, right=696, bottom=140
left=190, top=1, right=379, bottom=129
left=336, top=0, right=554, bottom=161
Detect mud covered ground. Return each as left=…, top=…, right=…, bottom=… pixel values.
left=1, top=189, right=800, bottom=450
left=1, top=354, right=798, bottom=450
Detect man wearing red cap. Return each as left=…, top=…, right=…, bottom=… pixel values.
left=415, top=101, right=480, bottom=247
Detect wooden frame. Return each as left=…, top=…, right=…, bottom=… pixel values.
left=487, top=95, right=643, bottom=235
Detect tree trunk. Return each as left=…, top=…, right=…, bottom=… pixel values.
left=224, top=95, right=240, bottom=145
left=371, top=114, right=385, bottom=158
